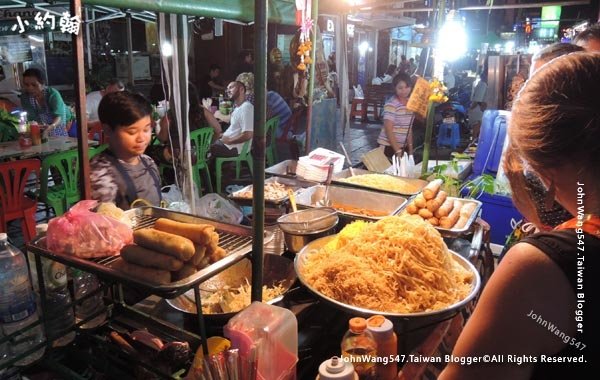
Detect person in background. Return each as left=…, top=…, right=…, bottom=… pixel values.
left=573, top=22, right=600, bottom=51
left=86, top=78, right=125, bottom=122
left=371, top=64, right=396, bottom=85
left=156, top=83, right=205, bottom=144
left=234, top=50, right=254, bottom=78
left=468, top=61, right=488, bottom=141
left=236, top=72, right=255, bottom=105
left=90, top=91, right=161, bottom=210
left=444, top=66, right=456, bottom=90
left=408, top=57, right=418, bottom=75
left=199, top=64, right=225, bottom=99
left=376, top=73, right=416, bottom=159
left=20, top=68, right=71, bottom=137
left=267, top=90, right=292, bottom=140
left=398, top=55, right=410, bottom=74
left=439, top=52, right=599, bottom=380
left=203, top=81, right=253, bottom=159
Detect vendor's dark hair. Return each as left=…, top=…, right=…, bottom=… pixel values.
left=209, top=63, right=221, bottom=71
left=505, top=52, right=600, bottom=225
left=23, top=68, right=45, bottom=85
left=98, top=91, right=152, bottom=130
left=392, top=72, right=412, bottom=88
left=532, top=43, right=583, bottom=65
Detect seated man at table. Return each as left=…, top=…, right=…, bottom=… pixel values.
left=203, top=81, right=254, bottom=158
left=86, top=78, right=125, bottom=122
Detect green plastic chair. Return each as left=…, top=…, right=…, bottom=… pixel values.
left=215, top=140, right=253, bottom=194
left=40, top=149, right=80, bottom=216
left=159, top=128, right=214, bottom=195
left=89, top=143, right=108, bottom=159
left=265, top=116, right=280, bottom=167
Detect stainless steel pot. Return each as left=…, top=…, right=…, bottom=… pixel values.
left=277, top=208, right=339, bottom=253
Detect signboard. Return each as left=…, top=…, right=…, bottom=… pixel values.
left=406, top=76, right=431, bottom=119
left=0, top=35, right=32, bottom=64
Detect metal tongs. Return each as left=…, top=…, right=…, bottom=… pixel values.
left=339, top=142, right=355, bottom=177
left=317, top=163, right=334, bottom=207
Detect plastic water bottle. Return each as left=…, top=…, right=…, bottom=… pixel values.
left=341, top=317, right=377, bottom=380
left=27, top=224, right=75, bottom=347
left=0, top=233, right=45, bottom=366
left=72, top=270, right=106, bottom=329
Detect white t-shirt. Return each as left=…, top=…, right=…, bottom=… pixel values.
left=223, top=101, right=254, bottom=153
left=86, top=91, right=103, bottom=122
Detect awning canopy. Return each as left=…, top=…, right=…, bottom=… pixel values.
left=0, top=0, right=298, bottom=25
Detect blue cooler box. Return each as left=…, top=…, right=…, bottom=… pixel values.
left=478, top=193, right=523, bottom=245
left=469, top=110, right=522, bottom=245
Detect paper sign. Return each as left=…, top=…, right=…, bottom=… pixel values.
left=407, top=76, right=431, bottom=118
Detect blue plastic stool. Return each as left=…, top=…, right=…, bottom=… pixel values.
left=436, top=122, right=460, bottom=149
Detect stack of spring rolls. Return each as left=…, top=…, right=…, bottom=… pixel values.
left=111, top=218, right=227, bottom=284
left=405, top=179, right=477, bottom=229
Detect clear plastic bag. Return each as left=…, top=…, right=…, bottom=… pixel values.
left=196, top=193, right=243, bottom=225
left=46, top=200, right=133, bottom=258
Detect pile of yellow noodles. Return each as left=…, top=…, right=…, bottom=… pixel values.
left=338, top=174, right=420, bottom=194
left=302, top=215, right=473, bottom=313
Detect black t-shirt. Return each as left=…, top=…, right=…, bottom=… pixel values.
left=521, top=229, right=598, bottom=378
left=199, top=75, right=222, bottom=99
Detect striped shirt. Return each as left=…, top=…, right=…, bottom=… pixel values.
left=377, top=96, right=415, bottom=148
left=267, top=91, right=291, bottom=139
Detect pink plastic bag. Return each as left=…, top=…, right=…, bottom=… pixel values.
left=47, top=200, right=133, bottom=258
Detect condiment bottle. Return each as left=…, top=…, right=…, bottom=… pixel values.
left=316, top=356, right=358, bottom=380
left=341, top=317, right=377, bottom=380
left=367, top=315, right=397, bottom=380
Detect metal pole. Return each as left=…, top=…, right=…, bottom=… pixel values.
left=126, top=13, right=134, bottom=87
left=85, top=8, right=92, bottom=72
left=72, top=0, right=91, bottom=199
left=251, top=0, right=267, bottom=303
left=305, top=0, right=318, bottom=152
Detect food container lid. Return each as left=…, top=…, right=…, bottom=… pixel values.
left=277, top=207, right=338, bottom=234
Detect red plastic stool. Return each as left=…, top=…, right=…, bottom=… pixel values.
left=0, top=159, right=40, bottom=243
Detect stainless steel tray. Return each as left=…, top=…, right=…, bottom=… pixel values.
left=332, top=168, right=428, bottom=196
left=27, top=207, right=272, bottom=299
left=229, top=176, right=305, bottom=206
left=295, top=235, right=481, bottom=323
left=265, top=159, right=319, bottom=187
left=402, top=197, right=483, bottom=237
left=294, top=185, right=407, bottom=221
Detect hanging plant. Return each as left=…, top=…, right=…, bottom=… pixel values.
left=296, top=0, right=313, bottom=72
left=428, top=78, right=449, bottom=103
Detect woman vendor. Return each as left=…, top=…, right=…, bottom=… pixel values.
left=20, top=68, right=71, bottom=137
left=376, top=73, right=417, bottom=159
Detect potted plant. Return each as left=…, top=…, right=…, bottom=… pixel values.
left=0, top=109, right=19, bottom=142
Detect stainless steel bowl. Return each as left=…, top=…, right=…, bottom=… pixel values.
left=166, top=255, right=296, bottom=321
left=277, top=208, right=339, bottom=253
left=295, top=235, right=481, bottom=327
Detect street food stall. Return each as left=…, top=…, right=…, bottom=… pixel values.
left=0, top=1, right=499, bottom=379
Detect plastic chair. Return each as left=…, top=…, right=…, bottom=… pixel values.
left=265, top=116, right=280, bottom=167
left=40, top=149, right=80, bottom=216
left=89, top=143, right=108, bottom=159
left=88, top=121, right=105, bottom=143
left=215, top=140, right=253, bottom=194
left=189, top=127, right=214, bottom=195
left=0, top=159, right=40, bottom=243
left=159, top=128, right=215, bottom=194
